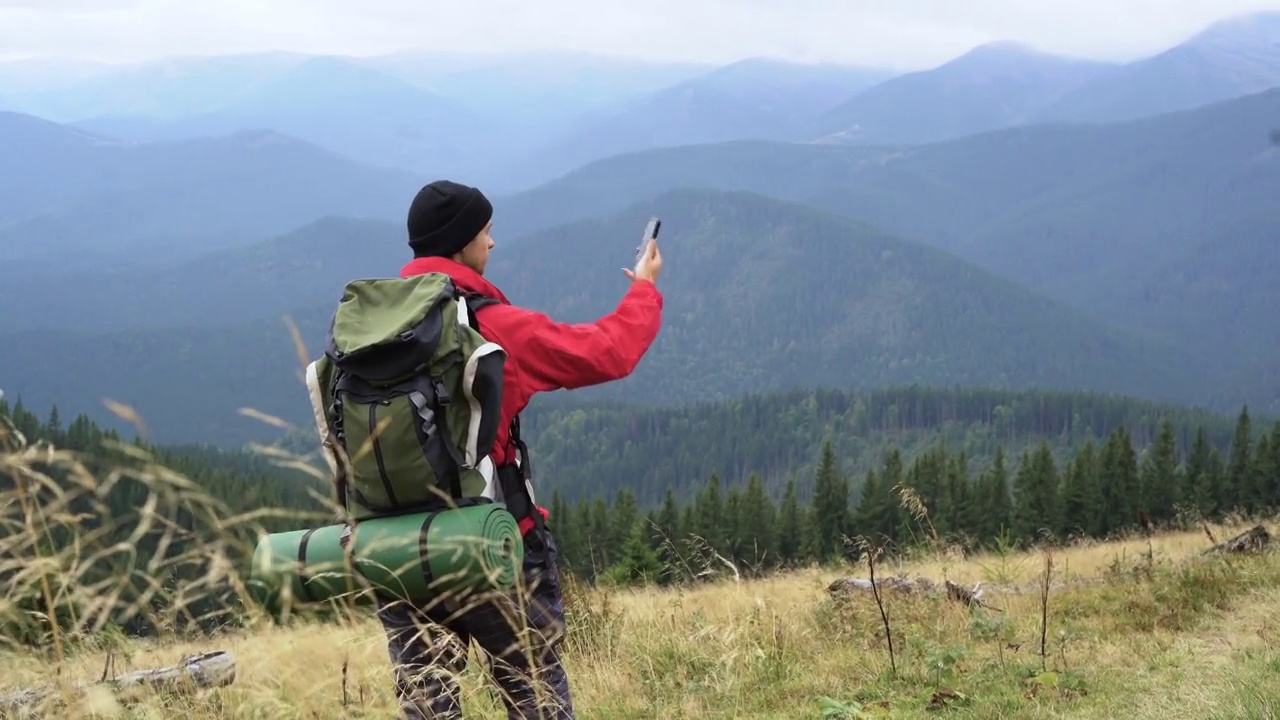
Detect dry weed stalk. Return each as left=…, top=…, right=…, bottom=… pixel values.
left=853, top=535, right=897, bottom=677
left=1038, top=547, right=1054, bottom=671
left=0, top=400, right=345, bottom=711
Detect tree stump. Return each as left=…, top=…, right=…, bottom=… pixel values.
left=1204, top=525, right=1271, bottom=555
left=0, top=650, right=236, bottom=717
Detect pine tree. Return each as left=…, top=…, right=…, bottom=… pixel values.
left=873, top=447, right=906, bottom=544
left=979, top=445, right=1012, bottom=542
left=1099, top=427, right=1139, bottom=534
left=739, top=473, right=777, bottom=569
left=1184, top=428, right=1212, bottom=515
left=724, top=485, right=744, bottom=563
left=1226, top=406, right=1252, bottom=514
left=654, top=488, right=684, bottom=584
left=1249, top=435, right=1275, bottom=516
left=549, top=490, right=584, bottom=576
left=1060, top=439, right=1100, bottom=537
left=807, top=440, right=847, bottom=561
left=589, top=497, right=612, bottom=572
left=1195, top=447, right=1227, bottom=521
left=1268, top=422, right=1280, bottom=510
left=852, top=467, right=879, bottom=534
left=945, top=451, right=973, bottom=539
left=606, top=520, right=665, bottom=586
left=1013, top=441, right=1059, bottom=541
left=694, top=473, right=726, bottom=555
left=1139, top=419, right=1181, bottom=523
left=609, top=488, right=639, bottom=562
left=777, top=477, right=802, bottom=565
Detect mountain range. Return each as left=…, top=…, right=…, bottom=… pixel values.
left=2, top=10, right=1279, bottom=449
left=811, top=41, right=1115, bottom=145
left=6, top=12, right=1280, bottom=192
left=0, top=189, right=1206, bottom=446
left=489, top=86, right=1280, bottom=379
left=0, top=111, right=419, bottom=275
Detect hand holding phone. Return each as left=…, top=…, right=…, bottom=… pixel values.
left=625, top=216, right=663, bottom=284
left=636, top=217, right=661, bottom=263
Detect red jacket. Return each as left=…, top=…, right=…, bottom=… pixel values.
left=400, top=256, right=664, bottom=534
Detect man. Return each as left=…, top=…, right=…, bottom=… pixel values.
left=377, top=179, right=664, bottom=719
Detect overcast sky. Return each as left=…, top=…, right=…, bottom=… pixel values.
left=4, top=0, right=1280, bottom=69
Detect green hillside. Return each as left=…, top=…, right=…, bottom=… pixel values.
left=512, top=385, right=1264, bottom=509
left=0, top=216, right=399, bottom=333
left=7, top=383, right=1278, bottom=643
left=0, top=189, right=1205, bottom=446
left=483, top=189, right=1201, bottom=405
left=499, top=86, right=1280, bottom=273
left=490, top=89, right=1280, bottom=414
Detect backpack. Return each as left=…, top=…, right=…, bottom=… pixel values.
left=304, top=272, right=507, bottom=522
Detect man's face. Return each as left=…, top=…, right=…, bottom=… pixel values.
left=455, top=222, right=495, bottom=275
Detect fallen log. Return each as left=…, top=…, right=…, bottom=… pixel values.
left=1204, top=524, right=1271, bottom=556
left=0, top=650, right=236, bottom=717
left=827, top=575, right=1002, bottom=611
left=827, top=575, right=936, bottom=596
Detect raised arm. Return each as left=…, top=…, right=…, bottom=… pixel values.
left=491, top=279, right=663, bottom=393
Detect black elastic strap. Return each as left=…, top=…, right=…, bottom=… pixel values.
left=368, top=403, right=400, bottom=509
left=297, top=527, right=319, bottom=603
left=417, top=512, right=439, bottom=596
left=407, top=379, right=463, bottom=500
left=497, top=415, right=544, bottom=531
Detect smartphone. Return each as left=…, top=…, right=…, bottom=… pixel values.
left=635, top=217, right=661, bottom=265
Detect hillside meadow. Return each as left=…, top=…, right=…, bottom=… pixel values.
left=1, top=444, right=1277, bottom=720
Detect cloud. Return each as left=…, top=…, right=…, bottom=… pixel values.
left=0, top=0, right=137, bottom=9
left=4, top=0, right=1280, bottom=69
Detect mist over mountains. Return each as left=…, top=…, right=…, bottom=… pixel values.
left=2, top=10, right=1279, bottom=448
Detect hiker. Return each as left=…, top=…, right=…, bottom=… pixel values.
left=379, top=179, right=664, bottom=719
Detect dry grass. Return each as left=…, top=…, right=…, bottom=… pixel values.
left=2, top=414, right=1280, bottom=718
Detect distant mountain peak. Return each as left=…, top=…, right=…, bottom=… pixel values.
left=946, top=39, right=1106, bottom=73
left=1190, top=10, right=1280, bottom=46
left=0, top=110, right=117, bottom=145
left=1031, top=9, right=1280, bottom=124
left=965, top=40, right=1043, bottom=57
left=217, top=127, right=305, bottom=147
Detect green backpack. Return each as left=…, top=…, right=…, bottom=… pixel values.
left=305, top=272, right=507, bottom=522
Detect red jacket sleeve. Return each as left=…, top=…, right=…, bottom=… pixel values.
left=490, top=279, right=663, bottom=394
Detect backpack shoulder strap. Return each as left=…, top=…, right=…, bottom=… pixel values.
left=458, top=293, right=543, bottom=530
left=461, top=294, right=500, bottom=331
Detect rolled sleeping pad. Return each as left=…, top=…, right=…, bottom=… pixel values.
left=246, top=503, right=524, bottom=613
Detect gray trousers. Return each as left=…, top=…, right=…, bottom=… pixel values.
left=375, top=525, right=575, bottom=720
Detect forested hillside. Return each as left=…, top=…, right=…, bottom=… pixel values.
left=515, top=386, right=1267, bottom=509
left=5, top=387, right=1277, bottom=638
left=489, top=89, right=1280, bottom=414
left=0, top=190, right=1206, bottom=446
left=554, top=405, right=1280, bottom=585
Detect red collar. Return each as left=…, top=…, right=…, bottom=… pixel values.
left=399, top=257, right=511, bottom=305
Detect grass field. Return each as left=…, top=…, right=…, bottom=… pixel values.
left=2, top=424, right=1278, bottom=718
left=2, top=517, right=1278, bottom=719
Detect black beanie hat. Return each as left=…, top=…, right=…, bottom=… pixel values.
left=406, top=180, right=493, bottom=258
